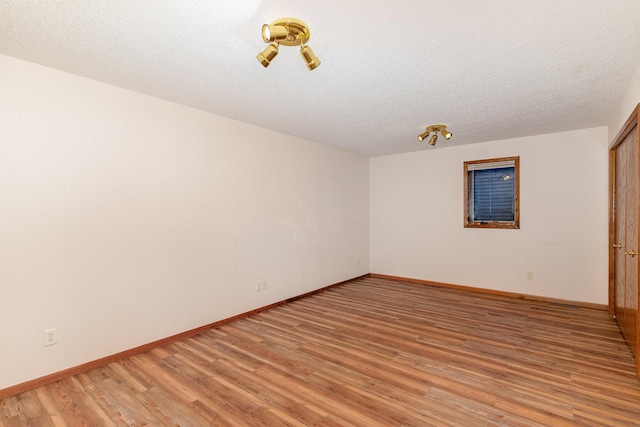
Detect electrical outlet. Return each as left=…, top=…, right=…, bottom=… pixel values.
left=262, top=281, right=267, bottom=290
left=526, top=271, right=534, bottom=280
left=256, top=281, right=262, bottom=292
left=44, top=328, right=57, bottom=346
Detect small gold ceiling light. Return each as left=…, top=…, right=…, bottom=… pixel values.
left=257, top=17, right=320, bottom=70
left=257, top=43, right=279, bottom=67
left=417, top=124, right=452, bottom=146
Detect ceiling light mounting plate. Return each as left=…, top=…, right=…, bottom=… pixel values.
left=263, top=17, right=310, bottom=46
left=424, top=124, right=448, bottom=134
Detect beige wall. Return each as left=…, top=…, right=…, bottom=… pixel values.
left=370, top=127, right=609, bottom=304
left=0, top=54, right=370, bottom=390
left=2, top=51, right=634, bottom=392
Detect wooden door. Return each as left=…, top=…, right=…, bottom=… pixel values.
left=614, top=143, right=627, bottom=336
left=623, top=127, right=638, bottom=358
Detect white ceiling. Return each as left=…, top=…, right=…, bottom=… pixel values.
left=1, top=1, right=639, bottom=157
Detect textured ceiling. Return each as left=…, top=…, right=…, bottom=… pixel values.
left=1, top=0, right=640, bottom=157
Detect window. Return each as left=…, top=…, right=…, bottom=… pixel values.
left=464, top=156, right=519, bottom=229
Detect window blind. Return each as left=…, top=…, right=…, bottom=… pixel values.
left=469, top=164, right=515, bottom=222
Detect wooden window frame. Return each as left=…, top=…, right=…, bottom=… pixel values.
left=464, top=156, right=520, bottom=229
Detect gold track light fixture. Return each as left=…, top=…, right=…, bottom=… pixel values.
left=418, top=125, right=452, bottom=146
left=257, top=17, right=321, bottom=70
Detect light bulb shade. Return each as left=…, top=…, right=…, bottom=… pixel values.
left=262, top=24, right=289, bottom=43
left=300, top=45, right=321, bottom=70
left=257, top=44, right=279, bottom=67
left=441, top=129, right=452, bottom=139
left=428, top=134, right=438, bottom=145
left=418, top=130, right=430, bottom=141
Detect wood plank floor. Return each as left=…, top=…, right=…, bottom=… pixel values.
left=2, top=276, right=640, bottom=426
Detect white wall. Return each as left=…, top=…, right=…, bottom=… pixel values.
left=609, top=63, right=640, bottom=142
left=370, top=127, right=609, bottom=304
left=0, top=54, right=369, bottom=390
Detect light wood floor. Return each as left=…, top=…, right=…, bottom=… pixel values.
left=2, top=276, right=640, bottom=426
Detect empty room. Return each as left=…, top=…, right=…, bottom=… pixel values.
left=1, top=1, right=640, bottom=425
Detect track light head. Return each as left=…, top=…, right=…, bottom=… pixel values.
left=262, top=24, right=289, bottom=43
left=417, top=130, right=430, bottom=141
left=441, top=129, right=452, bottom=140
left=428, top=134, right=438, bottom=145
left=300, top=45, right=321, bottom=70
left=256, top=44, right=279, bottom=68
left=257, top=18, right=320, bottom=70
